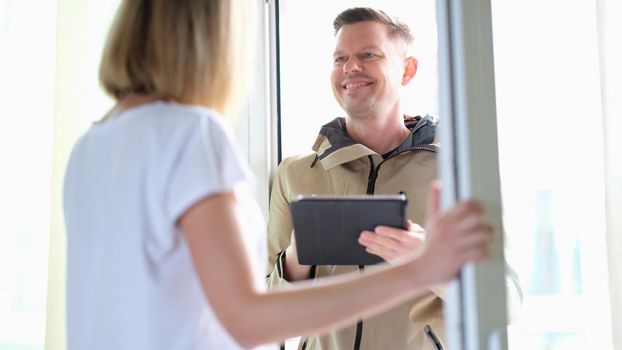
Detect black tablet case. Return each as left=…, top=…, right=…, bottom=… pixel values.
left=289, top=195, right=408, bottom=265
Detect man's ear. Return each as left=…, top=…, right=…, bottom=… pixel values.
left=401, top=56, right=418, bottom=85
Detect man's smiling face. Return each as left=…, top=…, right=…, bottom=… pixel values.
left=331, top=21, right=412, bottom=119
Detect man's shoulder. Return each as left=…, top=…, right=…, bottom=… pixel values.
left=278, top=152, right=318, bottom=170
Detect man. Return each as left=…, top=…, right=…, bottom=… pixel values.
left=267, top=7, right=521, bottom=350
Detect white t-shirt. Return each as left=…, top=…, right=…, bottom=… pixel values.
left=63, top=102, right=275, bottom=350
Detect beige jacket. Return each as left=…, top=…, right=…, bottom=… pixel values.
left=266, top=116, right=521, bottom=350
left=267, top=116, right=448, bottom=350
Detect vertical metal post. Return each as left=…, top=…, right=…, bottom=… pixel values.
left=436, top=0, right=509, bottom=349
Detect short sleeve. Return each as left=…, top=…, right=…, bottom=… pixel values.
left=164, top=114, right=253, bottom=224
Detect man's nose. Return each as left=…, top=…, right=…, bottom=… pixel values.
left=343, top=57, right=363, bottom=74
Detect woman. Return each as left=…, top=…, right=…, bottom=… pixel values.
left=63, top=0, right=494, bottom=349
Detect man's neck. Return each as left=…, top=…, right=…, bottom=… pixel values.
left=345, top=112, right=410, bottom=155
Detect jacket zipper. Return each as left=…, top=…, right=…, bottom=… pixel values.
left=355, top=147, right=437, bottom=350
left=391, top=145, right=438, bottom=158
left=366, top=155, right=378, bottom=194
left=350, top=157, right=376, bottom=350
left=352, top=156, right=380, bottom=350
left=424, top=324, right=444, bottom=350
left=367, top=146, right=437, bottom=194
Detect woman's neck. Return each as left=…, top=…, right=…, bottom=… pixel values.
left=99, top=93, right=163, bottom=123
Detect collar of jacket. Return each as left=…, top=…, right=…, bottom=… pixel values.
left=311, top=115, right=439, bottom=169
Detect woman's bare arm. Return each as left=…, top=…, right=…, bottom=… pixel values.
left=179, top=185, right=492, bottom=348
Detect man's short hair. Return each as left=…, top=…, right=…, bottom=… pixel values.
left=333, top=7, right=413, bottom=45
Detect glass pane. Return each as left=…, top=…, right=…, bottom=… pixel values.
left=0, top=0, right=121, bottom=348
left=279, top=0, right=438, bottom=159
left=491, top=0, right=613, bottom=349
left=0, top=1, right=57, bottom=348
left=278, top=3, right=438, bottom=348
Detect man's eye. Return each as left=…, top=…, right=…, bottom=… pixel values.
left=334, top=56, right=347, bottom=64
left=362, top=52, right=377, bottom=59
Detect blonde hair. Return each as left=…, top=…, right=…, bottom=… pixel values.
left=99, top=0, right=253, bottom=116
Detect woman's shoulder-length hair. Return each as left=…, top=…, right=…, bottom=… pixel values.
left=99, top=0, right=254, bottom=116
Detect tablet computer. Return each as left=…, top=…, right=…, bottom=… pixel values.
left=289, top=194, right=408, bottom=265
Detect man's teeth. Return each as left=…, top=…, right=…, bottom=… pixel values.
left=345, top=82, right=369, bottom=90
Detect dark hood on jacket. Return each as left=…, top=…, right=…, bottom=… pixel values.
left=312, top=115, right=439, bottom=162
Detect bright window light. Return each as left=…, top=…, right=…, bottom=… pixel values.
left=492, top=0, right=613, bottom=348
left=279, top=1, right=614, bottom=349
left=279, top=0, right=438, bottom=159
left=0, top=1, right=58, bottom=348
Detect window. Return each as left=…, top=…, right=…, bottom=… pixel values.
left=276, top=1, right=616, bottom=349
left=0, top=1, right=120, bottom=348
left=0, top=1, right=58, bottom=348
left=492, top=1, right=613, bottom=348
left=278, top=0, right=438, bottom=159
